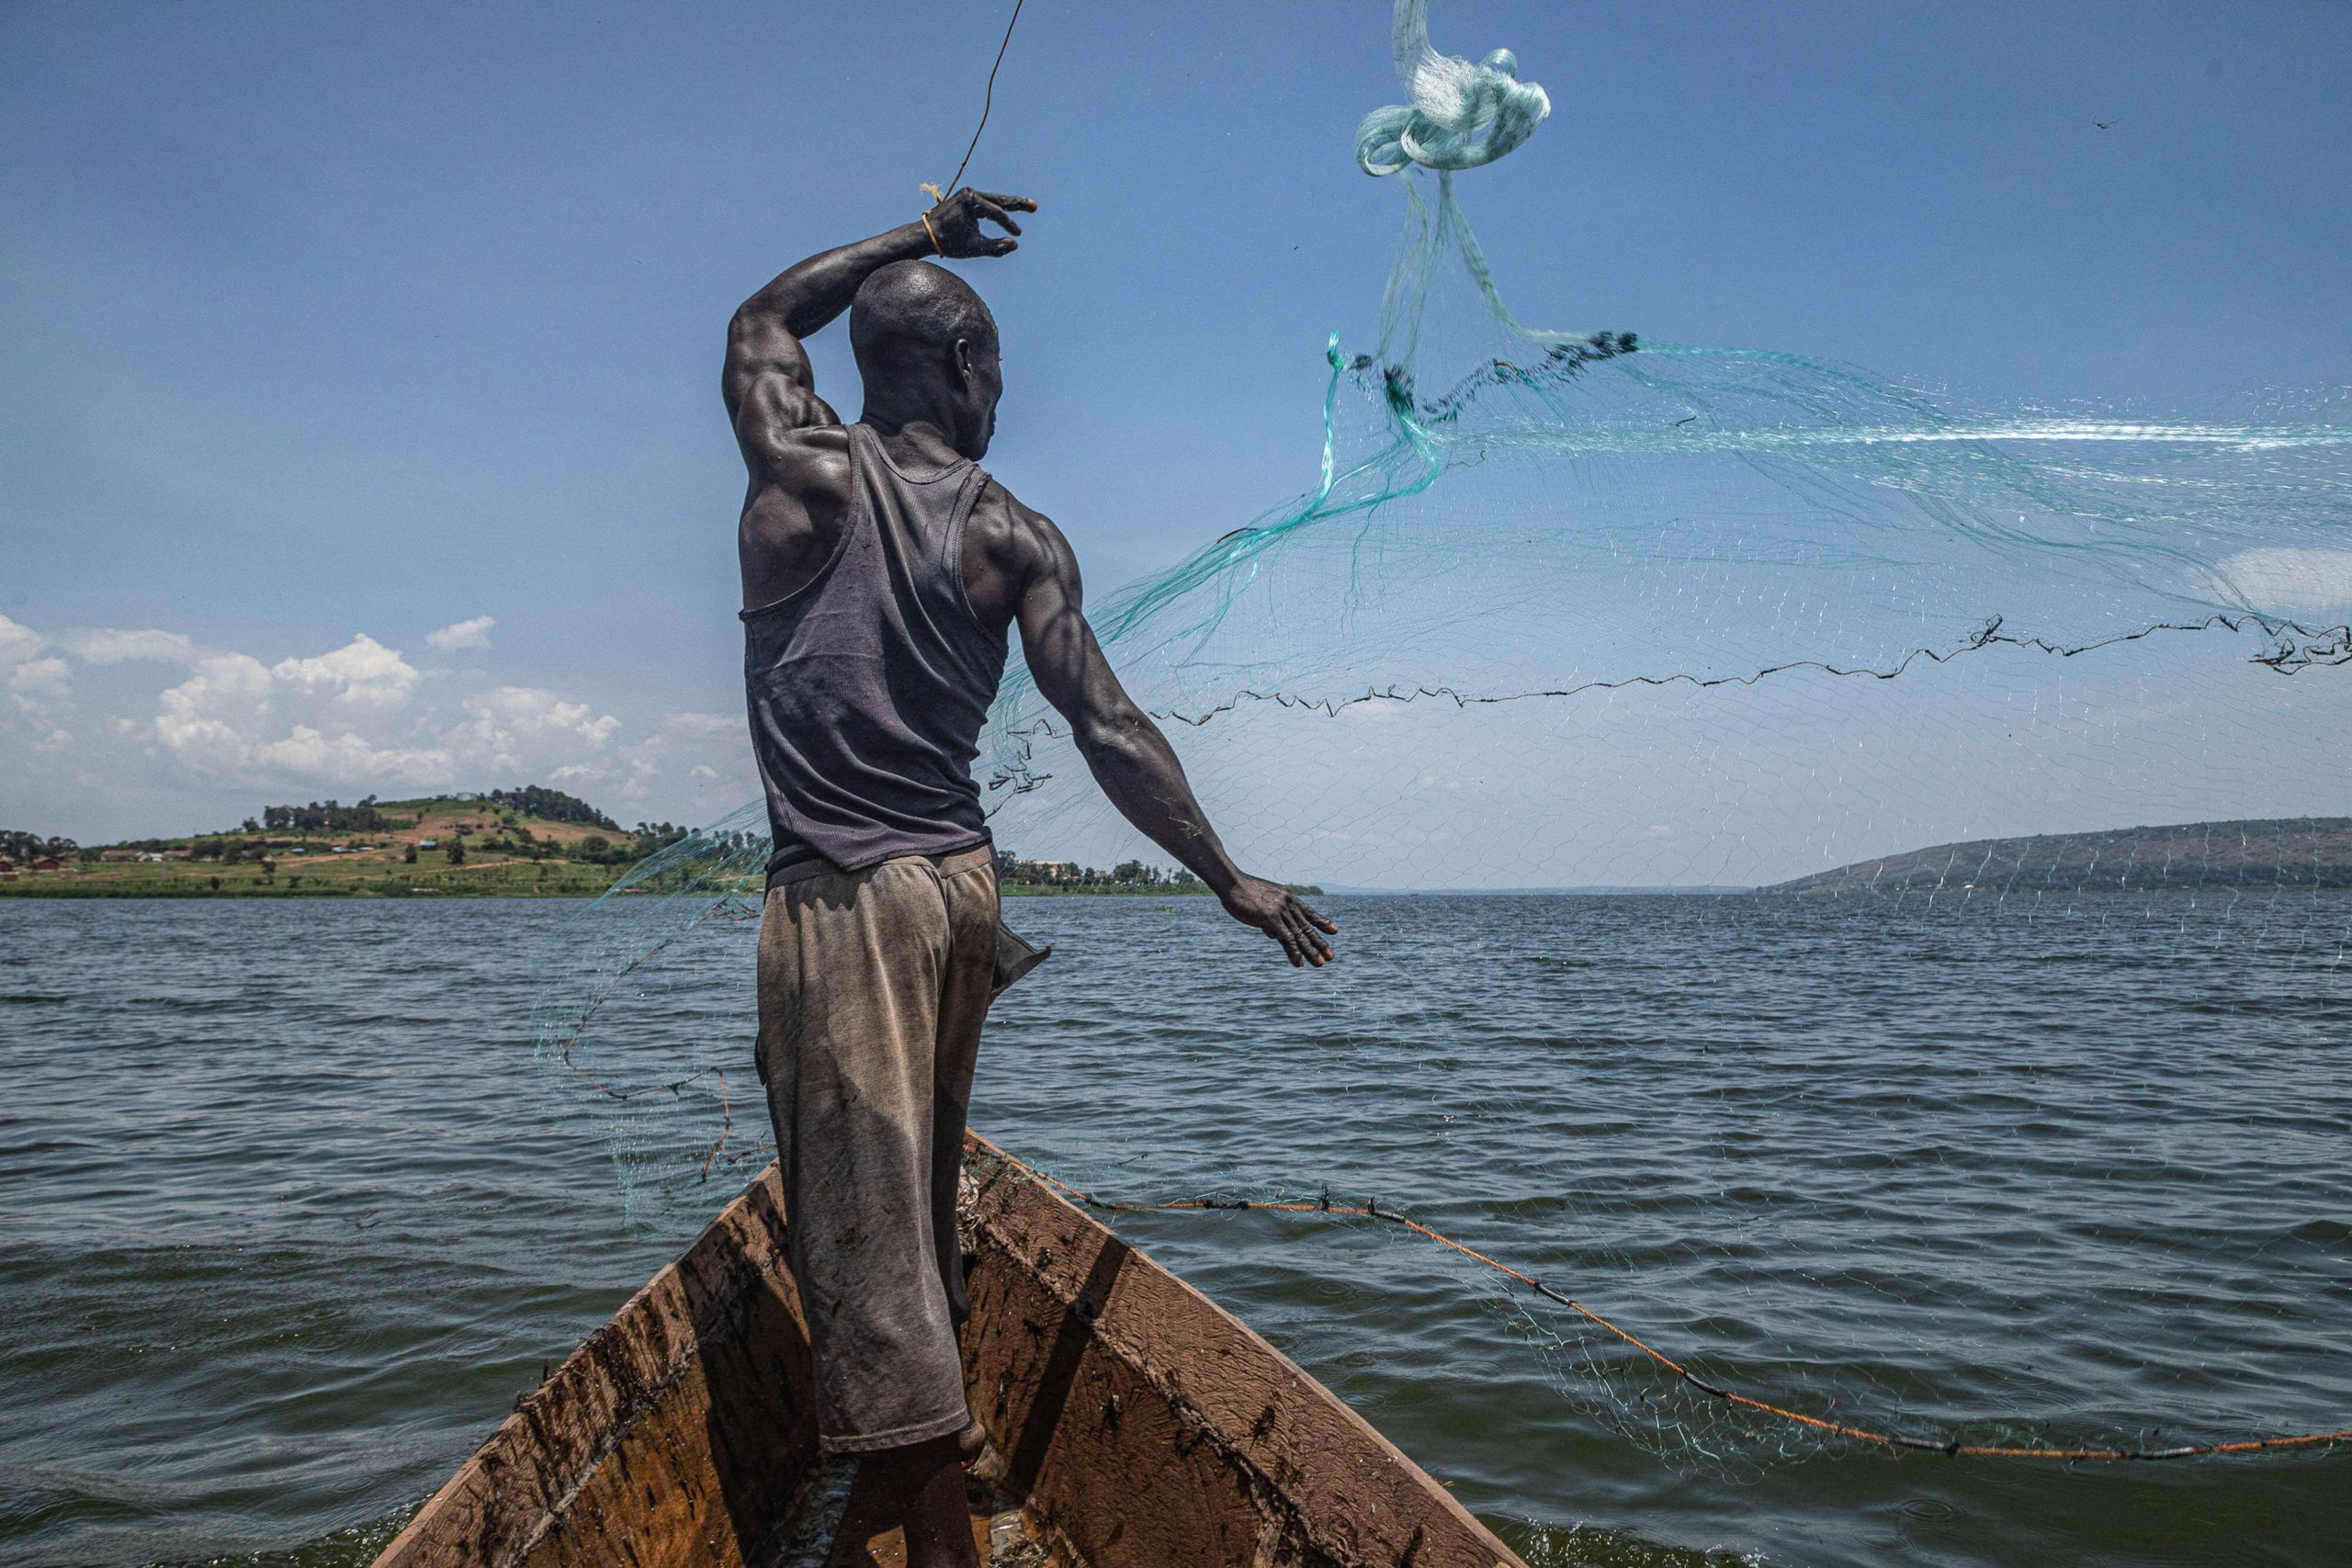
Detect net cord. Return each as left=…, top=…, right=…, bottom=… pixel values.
left=1023, top=1167, right=2351, bottom=1463
left=936, top=0, right=1024, bottom=205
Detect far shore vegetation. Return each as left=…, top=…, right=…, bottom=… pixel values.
left=0, top=789, right=1314, bottom=899
left=12, top=795, right=2338, bottom=900
left=0, top=790, right=684, bottom=899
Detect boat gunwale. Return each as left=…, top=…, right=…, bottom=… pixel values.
left=370, top=1171, right=800, bottom=1567
left=374, top=1134, right=1525, bottom=1568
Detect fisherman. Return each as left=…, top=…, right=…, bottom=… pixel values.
left=725, top=186, right=1338, bottom=1565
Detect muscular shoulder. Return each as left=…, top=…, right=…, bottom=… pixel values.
left=972, top=477, right=1075, bottom=578
left=738, top=426, right=855, bottom=607
left=962, top=476, right=1076, bottom=630
left=748, top=425, right=853, bottom=509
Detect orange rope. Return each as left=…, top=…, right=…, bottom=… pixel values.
left=1025, top=1168, right=2350, bottom=1463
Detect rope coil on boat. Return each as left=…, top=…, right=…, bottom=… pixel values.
left=1022, top=1168, right=2352, bottom=1465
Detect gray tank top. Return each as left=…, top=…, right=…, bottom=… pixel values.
left=742, top=423, right=1009, bottom=880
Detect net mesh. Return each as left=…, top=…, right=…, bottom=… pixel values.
left=534, top=0, right=2351, bottom=1472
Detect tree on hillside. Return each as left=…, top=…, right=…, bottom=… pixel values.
left=261, top=796, right=388, bottom=833
left=447, top=837, right=467, bottom=866
left=486, top=786, right=620, bottom=831
left=1, top=829, right=79, bottom=863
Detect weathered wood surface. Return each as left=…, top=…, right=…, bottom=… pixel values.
left=372, top=1172, right=818, bottom=1568
left=375, top=1135, right=1527, bottom=1568
left=960, top=1139, right=1518, bottom=1568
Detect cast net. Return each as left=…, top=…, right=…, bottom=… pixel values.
left=535, top=0, right=2351, bottom=1475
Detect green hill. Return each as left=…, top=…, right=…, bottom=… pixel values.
left=0, top=791, right=687, bottom=899
left=1765, top=816, right=2352, bottom=895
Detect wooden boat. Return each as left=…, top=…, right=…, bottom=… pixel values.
left=375, top=1133, right=1525, bottom=1568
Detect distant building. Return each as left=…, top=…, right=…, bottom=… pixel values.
left=100, top=850, right=138, bottom=863
left=30, top=856, right=62, bottom=873
left=418, top=839, right=439, bottom=850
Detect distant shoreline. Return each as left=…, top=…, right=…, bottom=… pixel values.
left=0, top=880, right=1307, bottom=902
left=3, top=788, right=1327, bottom=901
left=19, top=875, right=2345, bottom=901
left=1764, top=815, right=2352, bottom=895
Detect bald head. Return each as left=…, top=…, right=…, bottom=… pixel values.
left=849, top=261, right=1003, bottom=458
left=851, top=262, right=997, bottom=381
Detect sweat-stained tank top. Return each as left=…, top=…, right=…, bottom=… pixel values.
left=741, top=423, right=1009, bottom=882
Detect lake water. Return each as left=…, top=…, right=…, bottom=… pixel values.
left=3, top=894, right=2346, bottom=1566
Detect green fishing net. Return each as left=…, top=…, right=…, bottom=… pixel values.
left=536, top=0, right=2350, bottom=1472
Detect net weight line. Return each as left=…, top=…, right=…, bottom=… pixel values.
left=1024, top=1168, right=2351, bottom=1463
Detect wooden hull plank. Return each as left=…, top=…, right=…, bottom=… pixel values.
left=374, top=1136, right=1526, bottom=1568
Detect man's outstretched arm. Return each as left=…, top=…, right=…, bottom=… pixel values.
left=1015, top=513, right=1338, bottom=967
left=722, top=189, right=1035, bottom=474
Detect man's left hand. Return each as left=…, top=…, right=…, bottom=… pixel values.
left=1221, top=875, right=1339, bottom=968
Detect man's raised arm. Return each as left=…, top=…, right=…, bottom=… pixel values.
left=1014, top=513, right=1339, bottom=967
left=722, top=189, right=1035, bottom=475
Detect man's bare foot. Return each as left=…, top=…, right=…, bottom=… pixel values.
left=883, top=1434, right=979, bottom=1568
left=821, top=1459, right=888, bottom=1568
left=826, top=1430, right=984, bottom=1568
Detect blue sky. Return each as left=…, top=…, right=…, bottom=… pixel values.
left=5, top=0, right=2348, bottom=844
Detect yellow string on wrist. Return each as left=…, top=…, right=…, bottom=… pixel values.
left=919, top=183, right=946, bottom=256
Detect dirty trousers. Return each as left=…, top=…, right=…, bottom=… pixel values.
left=754, top=845, right=998, bottom=1454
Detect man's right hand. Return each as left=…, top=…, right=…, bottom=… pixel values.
left=1221, top=875, right=1339, bottom=968
left=923, top=188, right=1036, bottom=259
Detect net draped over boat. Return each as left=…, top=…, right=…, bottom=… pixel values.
left=535, top=0, right=2351, bottom=1474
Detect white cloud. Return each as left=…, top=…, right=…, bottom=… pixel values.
left=269, top=634, right=421, bottom=711
left=3, top=614, right=742, bottom=840
left=2196, top=547, right=2352, bottom=617
left=154, top=663, right=616, bottom=791
left=9, top=655, right=72, bottom=711
left=0, top=614, right=44, bottom=671
left=155, top=652, right=277, bottom=770
left=251, top=726, right=452, bottom=786
left=458, top=686, right=621, bottom=759
left=60, top=627, right=198, bottom=665
left=425, top=615, right=496, bottom=652
left=11, top=655, right=73, bottom=694
left=153, top=637, right=433, bottom=781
